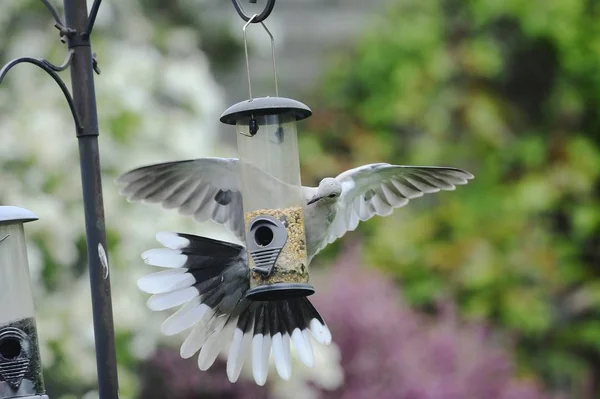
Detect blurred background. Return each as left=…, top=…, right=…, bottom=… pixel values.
left=1, top=0, right=599, bottom=398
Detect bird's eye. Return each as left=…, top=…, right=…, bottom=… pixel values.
left=328, top=194, right=336, bottom=198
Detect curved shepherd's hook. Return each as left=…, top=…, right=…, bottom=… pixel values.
left=231, top=0, right=276, bottom=23
left=0, top=52, right=83, bottom=134
left=0, top=0, right=119, bottom=398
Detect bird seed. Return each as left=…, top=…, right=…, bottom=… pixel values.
left=244, top=206, right=309, bottom=287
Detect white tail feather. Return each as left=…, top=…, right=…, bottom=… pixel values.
left=156, top=231, right=190, bottom=249
left=310, top=319, right=332, bottom=345
left=258, top=335, right=271, bottom=386
left=226, top=329, right=244, bottom=382
left=147, top=287, right=199, bottom=311
left=272, top=333, right=291, bottom=380
left=180, top=315, right=213, bottom=359
left=302, top=329, right=315, bottom=362
left=198, top=331, right=225, bottom=370
left=252, top=334, right=265, bottom=386
left=198, top=319, right=237, bottom=371
left=283, top=333, right=292, bottom=373
left=161, top=302, right=212, bottom=336
left=292, top=328, right=314, bottom=368
left=142, top=248, right=187, bottom=268
left=227, top=327, right=253, bottom=383
left=137, top=269, right=193, bottom=294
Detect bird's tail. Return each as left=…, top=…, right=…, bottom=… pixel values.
left=137, top=231, right=332, bottom=386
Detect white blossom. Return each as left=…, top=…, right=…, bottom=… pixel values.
left=0, top=1, right=342, bottom=397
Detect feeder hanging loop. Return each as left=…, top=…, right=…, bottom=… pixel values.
left=231, top=0, right=276, bottom=23
left=241, top=14, right=279, bottom=100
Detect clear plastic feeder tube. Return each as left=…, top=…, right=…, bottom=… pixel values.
left=236, top=112, right=311, bottom=298
left=237, top=112, right=304, bottom=211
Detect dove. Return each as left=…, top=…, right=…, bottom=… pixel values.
left=117, top=157, right=473, bottom=385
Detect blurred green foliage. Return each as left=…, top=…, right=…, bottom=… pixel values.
left=301, top=0, right=600, bottom=396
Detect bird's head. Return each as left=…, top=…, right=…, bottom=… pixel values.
left=307, top=178, right=342, bottom=205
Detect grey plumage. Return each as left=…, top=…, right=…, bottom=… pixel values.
left=137, top=231, right=326, bottom=384
left=117, top=157, right=474, bottom=262
left=119, top=157, right=474, bottom=385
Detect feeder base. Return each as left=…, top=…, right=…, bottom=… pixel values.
left=246, top=283, right=314, bottom=301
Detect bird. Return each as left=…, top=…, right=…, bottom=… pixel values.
left=116, top=157, right=474, bottom=385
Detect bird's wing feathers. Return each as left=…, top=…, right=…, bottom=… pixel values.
left=315, top=163, right=474, bottom=254
left=127, top=159, right=472, bottom=383
left=116, top=158, right=246, bottom=241
left=137, top=232, right=331, bottom=385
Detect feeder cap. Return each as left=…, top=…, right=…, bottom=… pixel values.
left=246, top=283, right=315, bottom=301
left=220, top=96, right=312, bottom=125
left=0, top=206, right=38, bottom=225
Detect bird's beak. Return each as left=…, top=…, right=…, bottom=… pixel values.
left=307, top=195, right=321, bottom=205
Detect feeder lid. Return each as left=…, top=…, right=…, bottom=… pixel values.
left=246, top=283, right=315, bottom=301
left=0, top=206, right=38, bottom=224
left=220, top=96, right=312, bottom=125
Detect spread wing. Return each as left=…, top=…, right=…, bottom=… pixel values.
left=138, top=232, right=331, bottom=385
left=116, top=158, right=245, bottom=241
left=314, top=163, right=474, bottom=255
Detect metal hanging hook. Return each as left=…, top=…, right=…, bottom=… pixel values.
left=232, top=0, right=276, bottom=23
left=242, top=14, right=279, bottom=100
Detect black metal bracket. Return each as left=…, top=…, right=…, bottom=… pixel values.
left=231, top=0, right=276, bottom=23
left=0, top=53, right=83, bottom=134
left=1, top=0, right=104, bottom=137
left=0, top=1, right=120, bottom=398
left=41, top=0, right=101, bottom=39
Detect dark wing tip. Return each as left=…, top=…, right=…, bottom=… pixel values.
left=422, top=166, right=475, bottom=182
left=115, top=159, right=199, bottom=184
left=454, top=168, right=474, bottom=180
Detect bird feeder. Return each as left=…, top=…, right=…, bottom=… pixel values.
left=220, top=14, right=315, bottom=301
left=221, top=97, right=314, bottom=301
left=0, top=206, right=48, bottom=399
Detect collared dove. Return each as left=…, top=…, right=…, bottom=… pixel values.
left=117, top=157, right=473, bottom=385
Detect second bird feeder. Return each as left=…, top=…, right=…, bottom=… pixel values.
left=0, top=206, right=48, bottom=399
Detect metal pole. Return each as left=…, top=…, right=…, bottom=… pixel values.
left=62, top=1, right=119, bottom=398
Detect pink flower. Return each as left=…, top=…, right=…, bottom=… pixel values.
left=312, top=244, right=553, bottom=399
